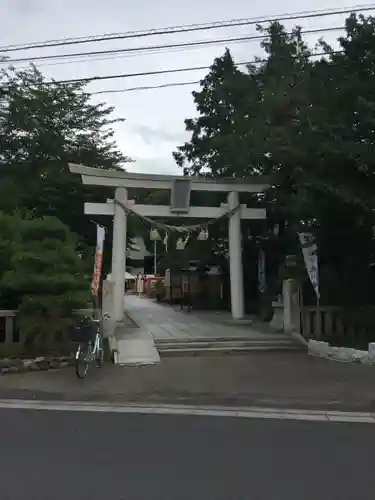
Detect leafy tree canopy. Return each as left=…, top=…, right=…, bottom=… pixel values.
left=173, top=14, right=375, bottom=305
left=0, top=65, right=135, bottom=260
left=0, top=213, right=90, bottom=346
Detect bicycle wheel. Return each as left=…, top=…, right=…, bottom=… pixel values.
left=75, top=342, right=91, bottom=379
left=96, top=335, right=104, bottom=368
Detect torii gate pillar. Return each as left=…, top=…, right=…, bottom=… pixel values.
left=228, top=191, right=244, bottom=319
left=112, top=187, right=127, bottom=322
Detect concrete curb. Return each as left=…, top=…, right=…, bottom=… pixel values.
left=0, top=399, right=374, bottom=423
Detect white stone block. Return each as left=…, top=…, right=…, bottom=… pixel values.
left=367, top=348, right=375, bottom=364
left=309, top=339, right=375, bottom=366
left=308, top=340, right=326, bottom=350
left=352, top=349, right=367, bottom=362
left=360, top=353, right=372, bottom=365
left=332, top=349, right=352, bottom=362
left=308, top=340, right=329, bottom=357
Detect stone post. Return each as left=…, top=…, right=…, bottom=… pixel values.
left=283, top=279, right=301, bottom=334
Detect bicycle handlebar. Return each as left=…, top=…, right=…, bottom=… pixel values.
left=86, top=312, right=110, bottom=324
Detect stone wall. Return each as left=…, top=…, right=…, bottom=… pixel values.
left=308, top=340, right=375, bottom=366
left=0, top=355, right=74, bottom=375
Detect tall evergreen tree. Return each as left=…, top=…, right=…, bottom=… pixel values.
left=0, top=65, right=134, bottom=258
left=174, top=16, right=375, bottom=305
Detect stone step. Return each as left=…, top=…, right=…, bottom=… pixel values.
left=156, top=338, right=302, bottom=354
left=155, top=335, right=289, bottom=344
left=158, top=346, right=302, bottom=355
left=155, top=338, right=296, bottom=347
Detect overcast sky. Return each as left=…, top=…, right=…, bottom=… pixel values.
left=0, top=0, right=369, bottom=174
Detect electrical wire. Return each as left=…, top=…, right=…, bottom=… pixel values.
left=0, top=6, right=371, bottom=94
left=37, top=50, right=340, bottom=86
left=0, top=26, right=343, bottom=65
left=1, top=26, right=343, bottom=65
left=89, top=49, right=345, bottom=95
left=0, top=4, right=373, bottom=53
left=92, top=81, right=201, bottom=94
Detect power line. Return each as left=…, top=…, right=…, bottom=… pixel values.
left=1, top=26, right=343, bottom=65
left=0, top=4, right=373, bottom=53
left=92, top=81, right=201, bottom=94
left=6, top=46, right=209, bottom=71
left=42, top=50, right=339, bottom=88
left=90, top=50, right=347, bottom=95
left=46, top=64, right=222, bottom=85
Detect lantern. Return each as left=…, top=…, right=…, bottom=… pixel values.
left=176, top=234, right=190, bottom=250
left=197, top=228, right=209, bottom=241
left=176, top=237, right=185, bottom=250
left=150, top=228, right=161, bottom=241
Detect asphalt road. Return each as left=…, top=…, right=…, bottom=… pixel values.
left=0, top=408, right=374, bottom=500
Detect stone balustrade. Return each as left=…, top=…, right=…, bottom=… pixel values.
left=269, top=279, right=362, bottom=342
left=301, top=306, right=343, bottom=339
left=0, top=310, right=17, bottom=344
left=0, top=308, right=93, bottom=345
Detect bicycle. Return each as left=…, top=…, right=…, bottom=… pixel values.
left=72, top=312, right=110, bottom=379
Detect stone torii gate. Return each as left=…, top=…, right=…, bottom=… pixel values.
left=69, top=163, right=268, bottom=322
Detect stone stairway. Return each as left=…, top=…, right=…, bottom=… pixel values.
left=155, top=335, right=302, bottom=355
left=118, top=295, right=302, bottom=360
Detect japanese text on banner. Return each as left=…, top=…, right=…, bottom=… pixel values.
left=298, top=232, right=320, bottom=298
left=91, top=225, right=105, bottom=297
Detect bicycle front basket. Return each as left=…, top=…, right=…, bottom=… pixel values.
left=69, top=324, right=96, bottom=342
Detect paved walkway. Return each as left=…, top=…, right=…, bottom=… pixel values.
left=123, top=295, right=287, bottom=341
left=115, top=295, right=300, bottom=365
left=114, top=302, right=160, bottom=366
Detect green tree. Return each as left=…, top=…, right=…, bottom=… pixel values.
left=0, top=65, right=134, bottom=258
left=173, top=48, right=260, bottom=178
left=0, top=212, right=22, bottom=308
left=0, top=214, right=90, bottom=348
left=173, top=16, right=375, bottom=306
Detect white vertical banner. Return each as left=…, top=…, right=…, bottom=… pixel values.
left=91, top=225, right=106, bottom=297
left=298, top=232, right=320, bottom=298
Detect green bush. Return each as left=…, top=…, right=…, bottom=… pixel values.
left=0, top=343, right=24, bottom=358
left=0, top=213, right=90, bottom=348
